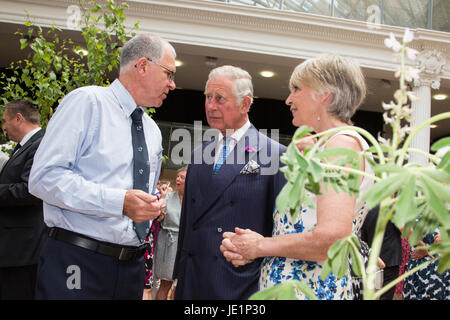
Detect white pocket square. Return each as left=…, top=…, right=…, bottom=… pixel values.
left=240, top=159, right=260, bottom=174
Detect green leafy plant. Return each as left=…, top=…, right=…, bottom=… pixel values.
left=252, top=29, right=450, bottom=300
left=0, top=0, right=138, bottom=129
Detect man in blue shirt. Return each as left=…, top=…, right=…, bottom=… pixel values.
left=29, top=34, right=176, bottom=299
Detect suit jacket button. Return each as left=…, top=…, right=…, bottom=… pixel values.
left=217, top=227, right=222, bottom=233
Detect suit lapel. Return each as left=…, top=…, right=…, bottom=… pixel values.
left=193, top=125, right=261, bottom=224
left=0, top=130, right=44, bottom=177
left=193, top=138, right=216, bottom=203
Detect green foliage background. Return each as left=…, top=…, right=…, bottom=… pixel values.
left=0, top=0, right=139, bottom=149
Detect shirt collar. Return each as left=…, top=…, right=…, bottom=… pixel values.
left=218, top=120, right=251, bottom=144
left=20, top=127, right=41, bottom=146
left=110, top=79, right=138, bottom=118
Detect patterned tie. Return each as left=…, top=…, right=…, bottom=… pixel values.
left=130, top=107, right=151, bottom=242
left=213, top=137, right=230, bottom=175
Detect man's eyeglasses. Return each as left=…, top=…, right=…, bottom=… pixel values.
left=135, top=57, right=175, bottom=82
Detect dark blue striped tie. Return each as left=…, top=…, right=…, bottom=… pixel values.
left=131, top=107, right=150, bottom=242
left=213, top=137, right=230, bottom=175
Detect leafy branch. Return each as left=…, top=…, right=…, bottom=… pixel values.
left=0, top=0, right=138, bottom=129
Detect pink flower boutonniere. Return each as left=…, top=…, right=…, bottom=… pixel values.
left=245, top=146, right=256, bottom=153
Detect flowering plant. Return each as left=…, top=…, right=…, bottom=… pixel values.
left=251, top=29, right=450, bottom=300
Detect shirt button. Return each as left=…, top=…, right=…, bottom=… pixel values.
left=138, top=146, right=143, bottom=152
left=145, top=228, right=150, bottom=233
left=217, top=227, right=222, bottom=233
left=139, top=169, right=144, bottom=174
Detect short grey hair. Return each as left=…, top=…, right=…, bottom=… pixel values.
left=5, top=99, right=40, bottom=125
left=206, top=65, right=253, bottom=106
left=289, top=54, right=366, bottom=124
left=119, top=34, right=176, bottom=74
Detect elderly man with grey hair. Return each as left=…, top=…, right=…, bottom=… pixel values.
left=29, top=34, right=176, bottom=299
left=173, top=65, right=286, bottom=299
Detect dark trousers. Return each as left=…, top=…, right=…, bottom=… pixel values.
left=35, top=237, right=145, bottom=300
left=0, top=264, right=38, bottom=300
left=380, top=265, right=400, bottom=300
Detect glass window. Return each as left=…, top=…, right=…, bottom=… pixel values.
left=333, top=0, right=381, bottom=22
left=383, top=0, right=429, bottom=29
left=227, top=0, right=283, bottom=9
left=282, top=0, right=332, bottom=16
left=432, top=0, right=450, bottom=32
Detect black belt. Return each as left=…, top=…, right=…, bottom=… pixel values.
left=48, top=227, right=148, bottom=261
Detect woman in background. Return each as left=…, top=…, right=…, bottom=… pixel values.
left=154, top=166, right=187, bottom=300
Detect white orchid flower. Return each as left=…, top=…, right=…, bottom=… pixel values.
left=409, top=67, right=421, bottom=80
left=406, top=47, right=419, bottom=61
left=403, top=28, right=414, bottom=43
left=384, top=33, right=401, bottom=52
left=404, top=67, right=420, bottom=82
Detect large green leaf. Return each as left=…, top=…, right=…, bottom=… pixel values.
left=420, top=168, right=450, bottom=185
left=349, top=236, right=363, bottom=277
left=431, top=137, right=450, bottom=152
left=438, top=253, right=450, bottom=274
left=372, top=163, right=406, bottom=175
left=324, top=237, right=351, bottom=279
left=437, top=152, right=450, bottom=172
left=315, top=147, right=360, bottom=162
left=276, top=183, right=292, bottom=217
left=288, top=173, right=302, bottom=209
left=362, top=172, right=410, bottom=209
left=293, top=125, right=314, bottom=140
left=309, top=159, right=323, bottom=183
left=392, top=175, right=417, bottom=227
left=420, top=176, right=450, bottom=227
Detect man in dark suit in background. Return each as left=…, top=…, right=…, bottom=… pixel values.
left=173, top=65, right=286, bottom=299
left=0, top=99, right=45, bottom=299
left=361, top=205, right=402, bottom=300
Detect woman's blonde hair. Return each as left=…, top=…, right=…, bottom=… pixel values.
left=176, top=166, right=188, bottom=174
left=289, top=54, right=366, bottom=124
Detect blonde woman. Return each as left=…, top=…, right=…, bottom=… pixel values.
left=221, top=54, right=374, bottom=300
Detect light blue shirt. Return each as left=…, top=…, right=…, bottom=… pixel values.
left=29, top=79, right=163, bottom=246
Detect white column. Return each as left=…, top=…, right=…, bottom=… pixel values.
left=410, top=84, right=431, bottom=166
left=410, top=50, right=445, bottom=166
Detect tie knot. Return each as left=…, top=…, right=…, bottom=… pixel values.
left=131, top=108, right=143, bottom=122
left=223, top=137, right=231, bottom=145
left=12, top=143, right=21, bottom=155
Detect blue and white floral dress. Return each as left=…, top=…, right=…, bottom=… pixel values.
left=259, top=130, right=374, bottom=300
left=403, top=231, right=450, bottom=300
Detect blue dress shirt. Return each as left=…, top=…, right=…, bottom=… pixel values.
left=29, top=79, right=163, bottom=246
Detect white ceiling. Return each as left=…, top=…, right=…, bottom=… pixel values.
left=0, top=20, right=449, bottom=142
left=171, top=41, right=450, bottom=141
